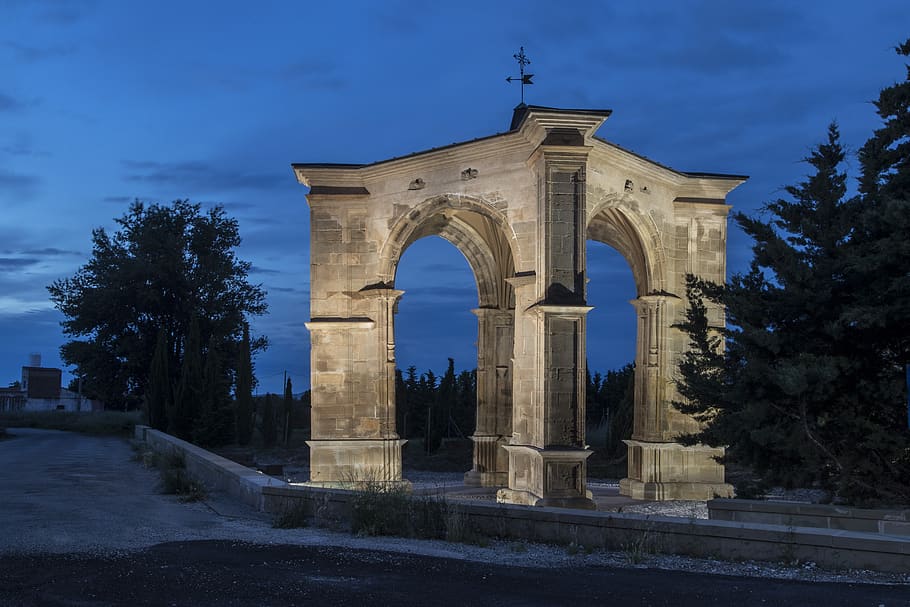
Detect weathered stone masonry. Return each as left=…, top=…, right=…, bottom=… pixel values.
left=294, top=105, right=745, bottom=506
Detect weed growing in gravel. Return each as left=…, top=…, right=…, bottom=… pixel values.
left=155, top=452, right=206, bottom=502
left=273, top=503, right=310, bottom=529
left=345, top=475, right=487, bottom=544
left=566, top=542, right=594, bottom=556
left=351, top=484, right=414, bottom=537
left=623, top=521, right=660, bottom=565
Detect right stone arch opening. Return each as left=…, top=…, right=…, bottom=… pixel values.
left=586, top=202, right=733, bottom=500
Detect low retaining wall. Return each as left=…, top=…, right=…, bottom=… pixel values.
left=135, top=425, right=287, bottom=510
left=708, top=498, right=910, bottom=538
left=136, top=426, right=910, bottom=573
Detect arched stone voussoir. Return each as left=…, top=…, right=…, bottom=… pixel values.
left=377, top=193, right=521, bottom=287
left=586, top=193, right=668, bottom=297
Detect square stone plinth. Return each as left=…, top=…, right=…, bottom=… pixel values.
left=306, top=438, right=410, bottom=490
left=620, top=439, right=733, bottom=500
left=497, top=444, right=595, bottom=509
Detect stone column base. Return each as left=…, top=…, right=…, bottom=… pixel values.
left=495, top=445, right=595, bottom=509
left=464, top=434, right=509, bottom=487
left=306, top=438, right=409, bottom=489
left=619, top=439, right=733, bottom=501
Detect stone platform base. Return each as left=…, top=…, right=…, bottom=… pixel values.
left=620, top=439, right=733, bottom=501
left=306, top=438, right=407, bottom=485
left=619, top=478, right=732, bottom=500
left=464, top=470, right=508, bottom=487
left=463, top=434, right=509, bottom=487
left=497, top=487, right=596, bottom=509
left=303, top=479, right=413, bottom=492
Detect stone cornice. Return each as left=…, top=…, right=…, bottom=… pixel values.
left=305, top=318, right=376, bottom=331
left=514, top=106, right=612, bottom=145
left=673, top=198, right=733, bottom=216
left=293, top=131, right=532, bottom=190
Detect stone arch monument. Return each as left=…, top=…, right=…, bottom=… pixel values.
left=293, top=105, right=745, bottom=507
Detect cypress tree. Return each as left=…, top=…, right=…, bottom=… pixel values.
left=282, top=376, right=294, bottom=445
left=147, top=327, right=170, bottom=431
left=171, top=316, right=203, bottom=441
left=235, top=322, right=254, bottom=445
left=194, top=336, right=234, bottom=446
left=261, top=393, right=277, bottom=448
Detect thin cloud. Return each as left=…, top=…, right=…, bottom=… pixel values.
left=0, top=258, right=39, bottom=270
left=277, top=60, right=346, bottom=91
left=266, top=286, right=298, bottom=294
left=21, top=248, right=81, bottom=257
left=30, top=0, right=97, bottom=25
left=1, top=142, right=40, bottom=156
left=250, top=265, right=281, bottom=275
left=102, top=196, right=133, bottom=205
left=0, top=93, right=25, bottom=112
left=0, top=169, right=40, bottom=195
left=2, top=40, right=75, bottom=62
left=123, top=159, right=286, bottom=192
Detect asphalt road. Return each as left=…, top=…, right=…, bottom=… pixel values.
left=0, top=428, right=907, bottom=606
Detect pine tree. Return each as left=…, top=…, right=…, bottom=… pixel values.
left=677, top=113, right=910, bottom=502
left=147, top=327, right=171, bottom=431
left=710, top=125, right=855, bottom=491
left=235, top=323, right=254, bottom=446
left=842, top=38, right=910, bottom=501
left=853, top=39, right=910, bottom=370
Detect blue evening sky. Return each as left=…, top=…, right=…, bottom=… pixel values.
left=1, top=1, right=907, bottom=394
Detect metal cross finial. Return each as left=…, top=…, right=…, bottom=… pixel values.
left=505, top=46, right=534, bottom=104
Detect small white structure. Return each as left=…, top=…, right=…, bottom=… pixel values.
left=1, top=357, right=102, bottom=412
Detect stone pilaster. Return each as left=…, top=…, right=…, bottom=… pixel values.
left=619, top=294, right=732, bottom=500
left=497, top=144, right=595, bottom=509
left=464, top=307, right=514, bottom=487
left=304, top=287, right=410, bottom=489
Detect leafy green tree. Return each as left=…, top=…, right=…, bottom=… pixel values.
left=48, top=200, right=267, bottom=410
left=146, top=328, right=171, bottom=431
left=235, top=323, right=254, bottom=446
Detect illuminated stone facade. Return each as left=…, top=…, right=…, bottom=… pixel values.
left=294, top=105, right=743, bottom=505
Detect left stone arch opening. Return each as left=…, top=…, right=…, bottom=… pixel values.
left=388, top=203, right=517, bottom=487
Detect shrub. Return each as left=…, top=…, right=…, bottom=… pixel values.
left=273, top=503, right=310, bottom=529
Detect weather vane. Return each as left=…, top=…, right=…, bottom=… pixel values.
left=505, top=46, right=533, bottom=104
